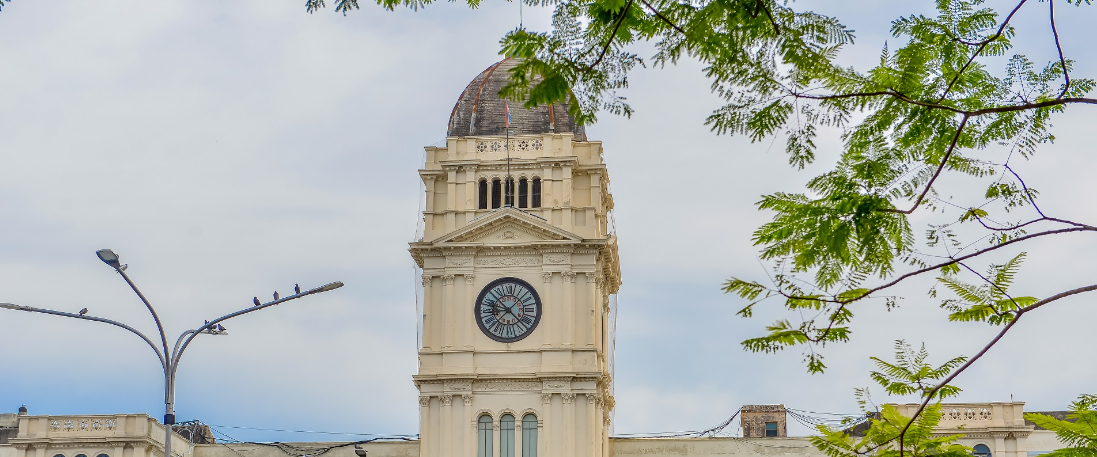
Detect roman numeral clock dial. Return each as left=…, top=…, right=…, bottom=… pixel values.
left=475, top=277, right=542, bottom=343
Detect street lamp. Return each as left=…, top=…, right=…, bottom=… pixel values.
left=0, top=249, right=344, bottom=457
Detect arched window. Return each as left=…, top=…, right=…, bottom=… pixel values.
left=478, top=179, right=488, bottom=210
left=97, top=454, right=110, bottom=457
left=53, top=454, right=65, bottom=457
left=477, top=415, right=493, bottom=457
left=504, top=178, right=515, bottom=207
left=518, top=178, right=528, bottom=208
left=973, top=444, right=992, bottom=457
left=491, top=179, right=502, bottom=209
left=500, top=414, right=515, bottom=457
left=522, top=414, right=538, bottom=457
left=531, top=178, right=541, bottom=208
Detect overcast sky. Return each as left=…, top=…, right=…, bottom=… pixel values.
left=1, top=0, right=1095, bottom=443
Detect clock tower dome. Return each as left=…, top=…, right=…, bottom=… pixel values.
left=409, top=58, right=621, bottom=457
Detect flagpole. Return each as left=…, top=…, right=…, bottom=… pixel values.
left=505, top=102, right=513, bottom=207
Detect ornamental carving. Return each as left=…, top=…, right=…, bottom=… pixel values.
left=543, top=379, right=570, bottom=390
left=419, top=396, right=431, bottom=407
left=587, top=394, right=598, bottom=405
left=562, top=393, right=576, bottom=404
left=477, top=139, right=544, bottom=153
left=474, top=380, right=542, bottom=391
left=446, top=256, right=473, bottom=267
left=545, top=254, right=570, bottom=264
left=444, top=380, right=472, bottom=391
left=464, top=274, right=476, bottom=285
left=498, top=230, right=521, bottom=240
left=475, top=257, right=541, bottom=267
left=49, top=418, right=118, bottom=432
left=463, top=395, right=474, bottom=406
left=421, top=275, right=433, bottom=287
left=542, top=394, right=552, bottom=404
left=542, top=272, right=553, bottom=283
left=441, top=395, right=453, bottom=407
left=562, top=271, right=576, bottom=283
left=442, top=275, right=455, bottom=286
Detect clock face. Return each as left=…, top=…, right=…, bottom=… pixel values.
left=475, top=277, right=542, bottom=343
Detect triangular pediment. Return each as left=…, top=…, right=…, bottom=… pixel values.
left=433, top=207, right=583, bottom=245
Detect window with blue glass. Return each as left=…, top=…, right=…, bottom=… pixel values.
left=522, top=414, right=538, bottom=457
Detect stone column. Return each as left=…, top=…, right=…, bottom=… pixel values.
left=442, top=275, right=455, bottom=349
left=446, top=169, right=458, bottom=233
left=582, top=274, right=595, bottom=347
left=563, top=393, right=577, bottom=457
left=542, top=165, right=553, bottom=221
left=422, top=275, right=434, bottom=350
left=562, top=165, right=574, bottom=232
left=441, top=395, right=453, bottom=455
left=541, top=272, right=554, bottom=348
left=465, top=274, right=477, bottom=349
left=563, top=270, right=576, bottom=347
left=542, top=393, right=554, bottom=457
left=465, top=166, right=477, bottom=225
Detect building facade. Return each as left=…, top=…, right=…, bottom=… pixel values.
left=408, top=57, right=621, bottom=457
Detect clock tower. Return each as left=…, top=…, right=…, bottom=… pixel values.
left=409, top=58, right=621, bottom=457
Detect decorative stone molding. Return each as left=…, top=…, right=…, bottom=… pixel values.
left=49, top=418, right=118, bottom=432
left=444, top=380, right=472, bottom=391
left=464, top=274, right=476, bottom=285
left=463, top=394, right=474, bottom=406
left=474, top=380, right=542, bottom=391
left=545, top=253, right=570, bottom=264
left=541, top=393, right=552, bottom=405
left=586, top=394, right=597, bottom=405
left=440, top=395, right=453, bottom=407
left=419, top=396, right=431, bottom=407
left=498, top=230, right=521, bottom=240
left=476, top=257, right=541, bottom=267
left=441, top=275, right=455, bottom=286
left=421, top=275, right=433, bottom=287
left=542, top=272, right=553, bottom=283
left=543, top=379, right=571, bottom=390
left=562, top=393, right=576, bottom=404
left=446, top=256, right=473, bottom=267
left=584, top=272, right=596, bottom=283
left=562, top=271, right=576, bottom=283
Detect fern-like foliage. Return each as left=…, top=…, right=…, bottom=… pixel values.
left=1025, top=395, right=1097, bottom=457
left=869, top=340, right=967, bottom=400
left=938, top=253, right=1038, bottom=325
left=813, top=403, right=970, bottom=457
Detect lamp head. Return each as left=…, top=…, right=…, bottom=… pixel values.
left=96, top=249, right=121, bottom=268
left=353, top=445, right=367, bottom=457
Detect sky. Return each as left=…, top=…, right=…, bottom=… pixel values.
left=1, top=0, right=1095, bottom=444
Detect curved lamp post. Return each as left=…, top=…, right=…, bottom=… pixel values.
left=0, top=249, right=344, bottom=457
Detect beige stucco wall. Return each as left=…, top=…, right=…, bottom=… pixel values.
left=191, top=442, right=417, bottom=457
left=1026, top=430, right=1067, bottom=454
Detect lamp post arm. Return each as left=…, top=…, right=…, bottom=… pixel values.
left=0, top=303, right=168, bottom=372
left=115, top=268, right=171, bottom=359
left=169, top=281, right=342, bottom=378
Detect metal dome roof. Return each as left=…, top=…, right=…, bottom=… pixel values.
left=447, top=58, right=586, bottom=140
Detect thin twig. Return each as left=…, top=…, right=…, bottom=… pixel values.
left=881, top=115, right=970, bottom=215
left=1004, top=164, right=1046, bottom=218
left=957, top=261, right=1021, bottom=311
left=936, top=0, right=1029, bottom=103
left=590, top=0, right=634, bottom=68
left=638, top=0, right=686, bottom=35
left=1049, top=0, right=1071, bottom=99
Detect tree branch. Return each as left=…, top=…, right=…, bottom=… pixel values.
left=1049, top=0, right=1071, bottom=99
left=638, top=0, right=687, bottom=36
left=590, top=0, right=634, bottom=69
left=936, top=0, right=1028, bottom=103
left=881, top=115, right=970, bottom=215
